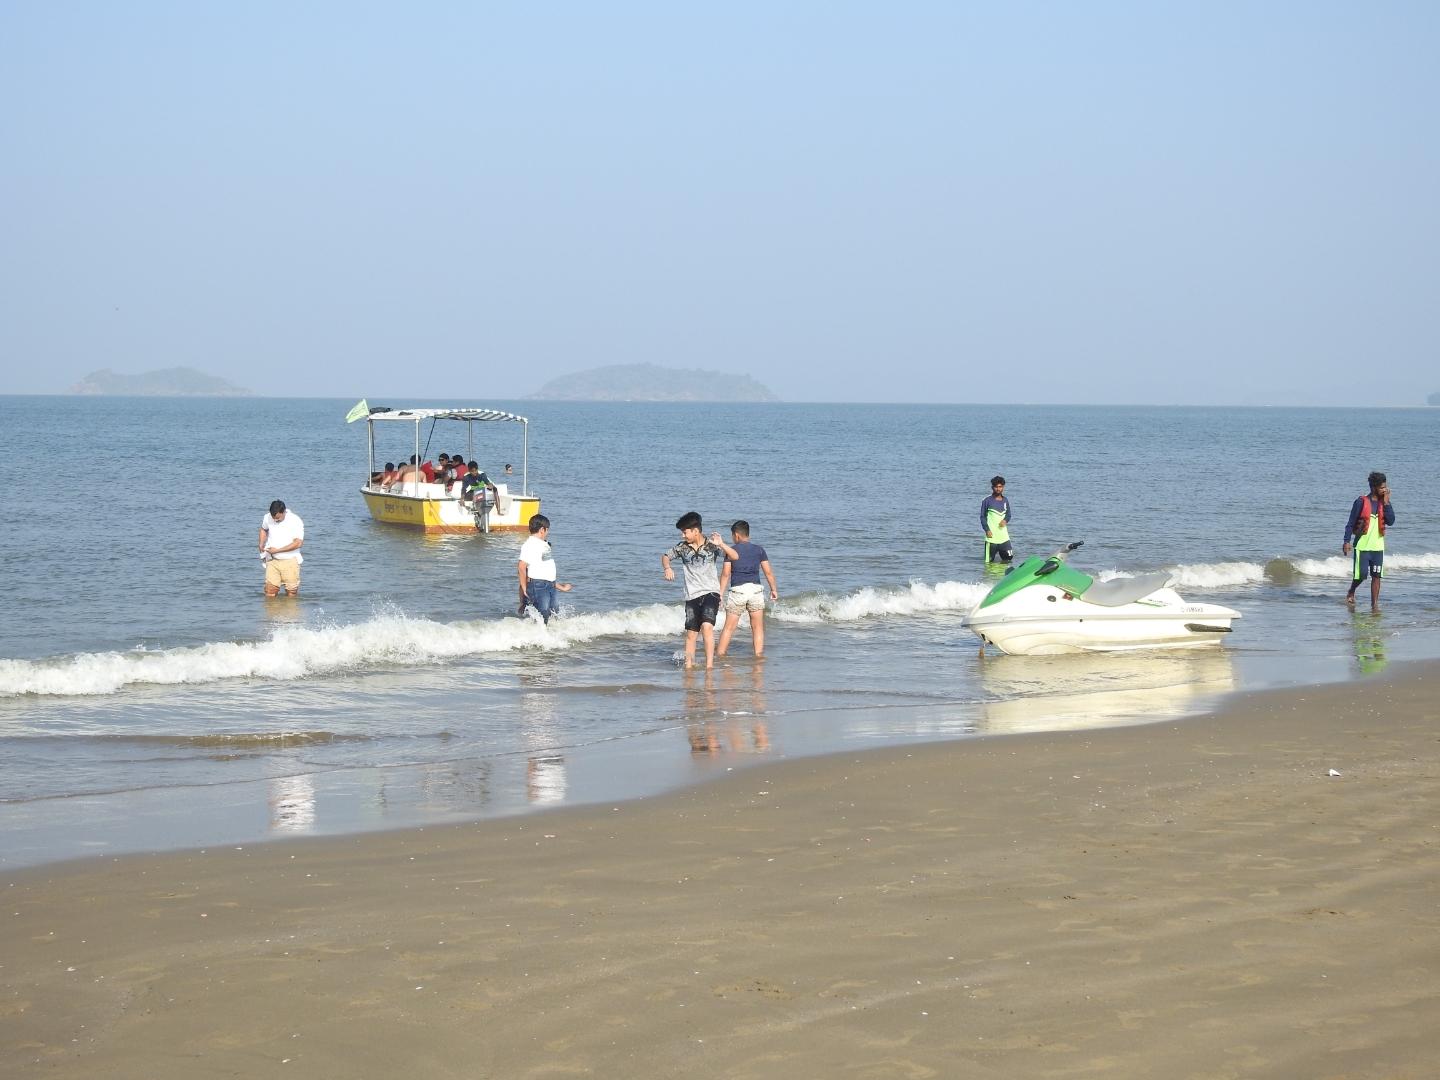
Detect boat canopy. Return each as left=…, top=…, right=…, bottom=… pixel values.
left=361, top=405, right=532, bottom=497
left=367, top=407, right=529, bottom=424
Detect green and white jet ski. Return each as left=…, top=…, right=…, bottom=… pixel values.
left=962, top=542, right=1241, bottom=655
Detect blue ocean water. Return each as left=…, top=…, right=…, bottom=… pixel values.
left=1, top=396, right=1437, bottom=867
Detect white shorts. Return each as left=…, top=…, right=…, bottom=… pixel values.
left=724, top=582, right=765, bottom=613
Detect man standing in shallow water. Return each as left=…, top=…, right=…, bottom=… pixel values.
left=662, top=512, right=738, bottom=669
left=1343, top=471, right=1394, bottom=609
left=259, top=500, right=304, bottom=597
left=717, top=520, right=779, bottom=659
left=981, top=475, right=1013, bottom=564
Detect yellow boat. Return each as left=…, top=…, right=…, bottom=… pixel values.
left=356, top=406, right=540, bottom=533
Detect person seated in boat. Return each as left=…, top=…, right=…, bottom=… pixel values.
left=403, top=454, right=436, bottom=484
left=460, top=461, right=498, bottom=506
left=442, top=453, right=467, bottom=485
left=373, top=462, right=397, bottom=488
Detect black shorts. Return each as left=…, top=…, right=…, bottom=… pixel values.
left=985, top=540, right=1014, bottom=563
left=684, top=593, right=721, bottom=631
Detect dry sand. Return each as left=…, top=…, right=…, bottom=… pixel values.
left=5, top=663, right=1440, bottom=1079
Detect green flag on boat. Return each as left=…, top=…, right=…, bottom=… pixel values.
left=345, top=398, right=369, bottom=423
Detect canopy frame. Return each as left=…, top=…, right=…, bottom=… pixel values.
left=364, top=407, right=530, bottom=496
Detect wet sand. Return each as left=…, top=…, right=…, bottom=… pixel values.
left=5, top=662, right=1440, bottom=1079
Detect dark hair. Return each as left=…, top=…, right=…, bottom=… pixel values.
left=528, top=513, right=550, bottom=533
left=467, top=460, right=478, bottom=470
left=1368, top=471, right=1387, bottom=491
left=675, top=511, right=702, bottom=532
left=384, top=462, right=394, bottom=471
left=731, top=519, right=750, bottom=538
left=438, top=453, right=449, bottom=461
left=991, top=475, right=1006, bottom=488
left=269, top=500, right=286, bottom=516
left=505, top=463, right=513, bottom=469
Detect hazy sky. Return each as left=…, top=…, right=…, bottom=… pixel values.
left=3, top=2, right=1436, bottom=404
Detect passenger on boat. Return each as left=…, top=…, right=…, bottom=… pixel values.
left=373, top=462, right=397, bottom=487
left=460, top=461, right=497, bottom=505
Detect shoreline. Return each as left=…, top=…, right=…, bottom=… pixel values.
left=7, top=661, right=1440, bottom=1077
left=11, top=628, right=1425, bottom=873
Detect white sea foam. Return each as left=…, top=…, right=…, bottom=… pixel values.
left=1290, top=552, right=1440, bottom=578
left=0, top=580, right=995, bottom=698
left=1097, top=563, right=1265, bottom=589
left=1097, top=553, right=1440, bottom=588
left=0, top=604, right=681, bottom=698
left=1166, top=562, right=1268, bottom=588
left=775, top=580, right=991, bottom=624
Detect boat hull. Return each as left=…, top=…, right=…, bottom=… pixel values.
left=361, top=486, right=540, bottom=533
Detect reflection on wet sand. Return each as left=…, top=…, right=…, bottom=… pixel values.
left=977, top=649, right=1238, bottom=735
left=526, top=756, right=567, bottom=803
left=417, top=759, right=493, bottom=809
left=520, top=672, right=569, bottom=805
left=1351, top=612, right=1389, bottom=676
left=268, top=773, right=316, bottom=832
left=684, top=662, right=771, bottom=756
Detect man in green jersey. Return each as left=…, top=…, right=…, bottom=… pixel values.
left=980, top=475, right=1013, bottom=563
left=1343, top=471, right=1394, bottom=608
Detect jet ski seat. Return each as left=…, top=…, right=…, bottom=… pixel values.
left=1080, top=572, right=1173, bottom=607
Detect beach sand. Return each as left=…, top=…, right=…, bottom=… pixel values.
left=5, top=663, right=1440, bottom=1079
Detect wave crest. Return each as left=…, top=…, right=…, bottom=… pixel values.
left=0, top=604, right=681, bottom=698
left=0, top=581, right=991, bottom=698
left=776, top=580, right=991, bottom=623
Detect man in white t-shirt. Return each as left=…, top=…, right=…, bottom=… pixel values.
left=259, top=499, right=305, bottom=597
left=517, top=513, right=572, bottom=624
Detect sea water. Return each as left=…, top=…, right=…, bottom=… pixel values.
left=1, top=397, right=1437, bottom=867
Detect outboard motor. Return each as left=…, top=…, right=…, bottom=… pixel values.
left=465, top=487, right=493, bottom=533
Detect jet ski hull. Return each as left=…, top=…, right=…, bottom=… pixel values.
left=963, top=585, right=1241, bottom=656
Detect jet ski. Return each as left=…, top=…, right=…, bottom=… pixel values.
left=962, top=542, right=1241, bottom=655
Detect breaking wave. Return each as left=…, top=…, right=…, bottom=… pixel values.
left=4, top=554, right=1435, bottom=698
left=0, top=579, right=992, bottom=698
left=0, top=605, right=679, bottom=698
left=1285, top=552, right=1440, bottom=578
left=776, top=580, right=992, bottom=624
left=1098, top=552, right=1440, bottom=588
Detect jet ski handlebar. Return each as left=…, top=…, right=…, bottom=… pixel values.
left=1034, top=542, right=1085, bottom=578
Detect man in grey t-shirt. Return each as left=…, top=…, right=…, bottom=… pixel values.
left=661, top=511, right=738, bottom=669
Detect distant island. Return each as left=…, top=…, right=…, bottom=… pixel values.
left=529, top=363, right=779, bottom=402
left=68, top=367, right=252, bottom=397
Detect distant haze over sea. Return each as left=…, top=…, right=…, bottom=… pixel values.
left=528, top=363, right=778, bottom=402
left=68, top=367, right=251, bottom=397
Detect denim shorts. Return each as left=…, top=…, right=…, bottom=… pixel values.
left=684, top=593, right=721, bottom=631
